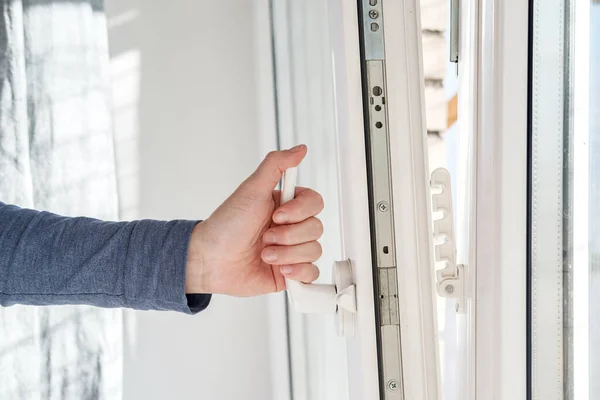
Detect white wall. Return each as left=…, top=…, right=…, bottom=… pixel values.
left=104, top=1, right=273, bottom=399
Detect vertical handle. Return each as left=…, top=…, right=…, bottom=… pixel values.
left=279, top=166, right=356, bottom=336
left=280, top=168, right=338, bottom=314
left=280, top=167, right=298, bottom=205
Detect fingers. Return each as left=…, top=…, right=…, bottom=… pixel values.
left=263, top=217, right=323, bottom=245
left=243, top=145, right=308, bottom=196
left=261, top=241, right=322, bottom=265
left=272, top=188, right=324, bottom=224
left=280, top=263, right=320, bottom=284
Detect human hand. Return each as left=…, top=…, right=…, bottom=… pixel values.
left=185, top=145, right=325, bottom=296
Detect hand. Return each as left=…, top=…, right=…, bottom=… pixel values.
left=185, top=145, right=325, bottom=296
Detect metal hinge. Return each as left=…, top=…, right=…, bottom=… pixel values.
left=450, top=0, right=459, bottom=64
left=430, top=168, right=465, bottom=313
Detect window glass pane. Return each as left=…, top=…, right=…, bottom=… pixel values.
left=586, top=1, right=600, bottom=398
left=530, top=0, right=598, bottom=398
left=568, top=1, right=598, bottom=398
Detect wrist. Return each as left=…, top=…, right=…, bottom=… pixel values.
left=185, top=221, right=213, bottom=294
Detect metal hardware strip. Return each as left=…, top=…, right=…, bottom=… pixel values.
left=360, top=1, right=403, bottom=399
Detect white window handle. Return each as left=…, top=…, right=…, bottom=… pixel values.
left=280, top=167, right=357, bottom=336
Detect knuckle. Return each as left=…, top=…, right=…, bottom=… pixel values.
left=265, top=151, right=279, bottom=164
left=279, top=227, right=291, bottom=243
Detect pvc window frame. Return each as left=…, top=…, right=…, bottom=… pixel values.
left=456, top=0, right=529, bottom=399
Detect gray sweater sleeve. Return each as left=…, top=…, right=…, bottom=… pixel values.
left=0, top=202, right=211, bottom=314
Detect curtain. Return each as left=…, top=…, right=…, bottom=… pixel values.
left=0, top=1, right=122, bottom=399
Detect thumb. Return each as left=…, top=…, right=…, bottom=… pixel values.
left=243, top=145, right=307, bottom=195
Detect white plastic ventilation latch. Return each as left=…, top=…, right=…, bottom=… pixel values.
left=280, top=167, right=357, bottom=336
left=430, top=168, right=465, bottom=313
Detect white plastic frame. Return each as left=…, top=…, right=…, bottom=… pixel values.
left=572, top=0, right=591, bottom=397
left=328, top=0, right=381, bottom=397
left=454, top=0, right=529, bottom=399
left=262, top=0, right=443, bottom=397
left=284, top=0, right=442, bottom=397
left=381, top=0, right=442, bottom=397
left=464, top=0, right=529, bottom=399
left=454, top=0, right=479, bottom=397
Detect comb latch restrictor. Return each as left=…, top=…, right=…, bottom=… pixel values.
left=430, top=168, right=465, bottom=313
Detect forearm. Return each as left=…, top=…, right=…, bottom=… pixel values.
left=0, top=202, right=210, bottom=313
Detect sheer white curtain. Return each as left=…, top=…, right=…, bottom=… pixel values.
left=0, top=2, right=122, bottom=399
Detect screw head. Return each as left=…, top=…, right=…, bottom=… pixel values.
left=377, top=201, right=389, bottom=213
left=445, top=285, right=455, bottom=294
left=369, top=9, right=379, bottom=19
left=388, top=380, right=399, bottom=391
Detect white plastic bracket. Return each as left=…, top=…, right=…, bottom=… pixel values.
left=430, top=168, right=465, bottom=313
left=281, top=167, right=357, bottom=336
